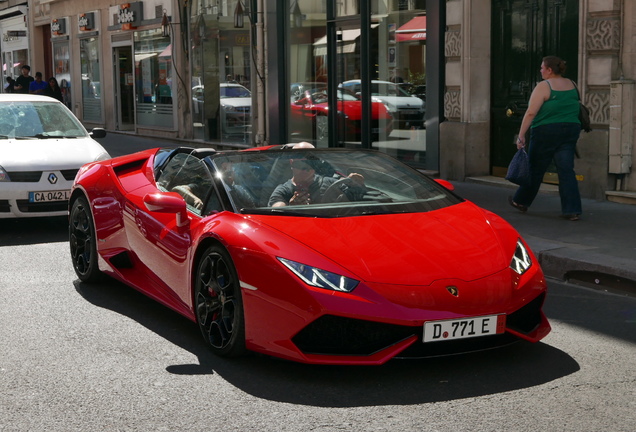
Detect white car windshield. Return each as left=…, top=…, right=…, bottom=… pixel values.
left=0, top=101, right=88, bottom=139
left=221, top=86, right=251, bottom=98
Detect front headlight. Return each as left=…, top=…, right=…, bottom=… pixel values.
left=94, top=152, right=111, bottom=162
left=278, top=257, right=359, bottom=292
left=510, top=239, right=532, bottom=275
left=0, top=165, right=10, bottom=182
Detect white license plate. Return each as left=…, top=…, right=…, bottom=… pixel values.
left=423, top=314, right=505, bottom=342
left=29, top=190, right=71, bottom=203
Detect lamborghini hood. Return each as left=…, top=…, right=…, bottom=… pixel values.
left=251, top=202, right=510, bottom=286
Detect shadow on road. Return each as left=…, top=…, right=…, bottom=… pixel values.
left=0, top=216, right=67, bottom=246
left=74, top=277, right=581, bottom=408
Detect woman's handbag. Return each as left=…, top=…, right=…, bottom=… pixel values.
left=572, top=80, right=592, bottom=132
left=505, top=148, right=530, bottom=187
left=578, top=102, right=592, bottom=133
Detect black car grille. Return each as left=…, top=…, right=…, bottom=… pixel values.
left=16, top=200, right=68, bottom=213
left=0, top=200, right=10, bottom=212
left=7, top=171, right=42, bottom=182
left=506, top=292, right=545, bottom=334
left=61, top=169, right=79, bottom=181
left=293, top=315, right=417, bottom=356
left=293, top=294, right=546, bottom=358
left=6, top=169, right=78, bottom=182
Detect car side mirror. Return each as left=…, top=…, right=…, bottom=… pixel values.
left=90, top=128, right=107, bottom=139
left=434, top=179, right=455, bottom=191
left=144, top=192, right=189, bottom=228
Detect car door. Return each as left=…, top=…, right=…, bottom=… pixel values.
left=125, top=152, right=212, bottom=312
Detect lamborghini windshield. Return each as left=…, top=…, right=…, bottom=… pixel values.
left=210, top=149, right=462, bottom=217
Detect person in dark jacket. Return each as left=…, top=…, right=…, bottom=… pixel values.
left=14, top=65, right=33, bottom=94
left=4, top=76, right=15, bottom=93
left=44, top=77, right=64, bottom=102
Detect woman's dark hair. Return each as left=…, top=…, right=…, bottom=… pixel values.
left=48, top=77, right=59, bottom=86
left=543, top=56, right=567, bottom=75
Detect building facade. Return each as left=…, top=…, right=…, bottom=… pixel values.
left=3, top=0, right=634, bottom=203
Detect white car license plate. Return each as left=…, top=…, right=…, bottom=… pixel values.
left=29, top=190, right=71, bottom=203
left=423, top=314, right=505, bottom=342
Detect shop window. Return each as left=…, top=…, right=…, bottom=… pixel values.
left=134, top=29, right=174, bottom=128
left=190, top=1, right=252, bottom=143
left=80, top=38, right=101, bottom=122
left=53, top=42, right=72, bottom=109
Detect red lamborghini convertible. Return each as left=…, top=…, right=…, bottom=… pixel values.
left=69, top=145, right=550, bottom=365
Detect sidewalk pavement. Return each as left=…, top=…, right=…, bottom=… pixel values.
left=98, top=131, right=636, bottom=292
left=454, top=177, right=636, bottom=292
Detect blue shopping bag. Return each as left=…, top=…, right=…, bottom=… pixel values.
left=505, top=148, right=530, bottom=187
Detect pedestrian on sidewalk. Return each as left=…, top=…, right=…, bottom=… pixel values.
left=29, top=72, right=48, bottom=95
left=14, top=65, right=33, bottom=94
left=508, top=55, right=582, bottom=221
left=44, top=77, right=63, bottom=102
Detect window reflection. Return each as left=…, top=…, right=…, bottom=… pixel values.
left=287, top=0, right=427, bottom=168
left=190, top=0, right=252, bottom=143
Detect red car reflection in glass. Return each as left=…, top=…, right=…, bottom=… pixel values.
left=290, top=88, right=393, bottom=142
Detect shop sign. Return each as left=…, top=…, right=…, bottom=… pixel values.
left=79, top=12, right=96, bottom=31
left=118, top=2, right=143, bottom=30
left=51, top=18, right=67, bottom=36
left=4, top=31, right=26, bottom=41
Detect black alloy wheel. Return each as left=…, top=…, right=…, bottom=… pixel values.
left=69, top=196, right=102, bottom=282
left=194, top=245, right=246, bottom=357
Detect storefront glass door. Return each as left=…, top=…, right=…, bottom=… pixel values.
left=113, top=46, right=135, bottom=131
left=286, top=0, right=428, bottom=168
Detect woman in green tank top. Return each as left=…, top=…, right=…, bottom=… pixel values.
left=508, top=56, right=582, bottom=221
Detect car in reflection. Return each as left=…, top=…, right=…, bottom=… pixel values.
left=290, top=82, right=326, bottom=103
left=192, top=83, right=251, bottom=136
left=0, top=94, right=109, bottom=218
left=290, top=87, right=393, bottom=141
left=69, top=145, right=551, bottom=365
left=340, top=79, right=425, bottom=129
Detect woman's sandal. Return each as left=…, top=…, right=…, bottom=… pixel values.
left=508, top=196, right=527, bottom=213
left=560, top=214, right=580, bottom=221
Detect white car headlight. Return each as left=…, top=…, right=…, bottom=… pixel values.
left=278, top=257, right=359, bottom=292
left=510, top=239, right=532, bottom=275
left=94, top=152, right=111, bottom=162
left=0, top=165, right=9, bottom=182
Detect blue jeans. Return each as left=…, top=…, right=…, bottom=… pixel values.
left=513, top=122, right=582, bottom=215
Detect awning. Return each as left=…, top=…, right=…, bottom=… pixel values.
left=395, top=16, right=426, bottom=42
left=159, top=44, right=172, bottom=58
left=313, top=25, right=378, bottom=56
left=313, top=29, right=360, bottom=56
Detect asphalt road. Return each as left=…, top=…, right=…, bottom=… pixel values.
left=0, top=218, right=634, bottom=431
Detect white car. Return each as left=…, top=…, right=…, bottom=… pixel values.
left=220, top=83, right=251, bottom=136
left=0, top=94, right=110, bottom=218
left=340, top=79, right=425, bottom=129
left=192, top=83, right=251, bottom=136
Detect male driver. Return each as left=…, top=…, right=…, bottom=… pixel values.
left=268, top=153, right=365, bottom=207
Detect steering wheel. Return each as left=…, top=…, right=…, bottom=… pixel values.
left=321, top=177, right=353, bottom=203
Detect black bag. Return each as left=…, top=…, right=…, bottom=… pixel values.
left=578, top=102, right=592, bottom=133
left=505, top=148, right=530, bottom=187
left=572, top=80, right=592, bottom=132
